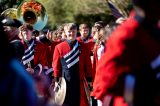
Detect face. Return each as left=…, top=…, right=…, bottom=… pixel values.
left=100, top=30, right=107, bottom=43
left=51, top=34, right=58, bottom=41
left=61, top=32, right=67, bottom=39
left=93, top=31, right=99, bottom=40
left=3, top=26, right=19, bottom=41
left=80, top=27, right=89, bottom=38
left=21, top=30, right=33, bottom=41
left=65, top=28, right=77, bottom=41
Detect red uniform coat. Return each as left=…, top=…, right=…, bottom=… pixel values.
left=46, top=40, right=62, bottom=68
left=22, top=39, right=48, bottom=96
left=92, top=12, right=160, bottom=106
left=92, top=45, right=102, bottom=80
left=77, top=36, right=95, bottom=79
left=77, top=36, right=95, bottom=52
left=34, top=41, right=47, bottom=68
left=22, top=39, right=47, bottom=70
left=53, top=40, right=92, bottom=106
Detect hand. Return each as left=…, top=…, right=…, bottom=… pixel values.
left=135, top=7, right=145, bottom=18
left=54, top=81, right=60, bottom=92
left=49, top=80, right=55, bottom=96
left=46, top=30, right=52, bottom=40
left=93, top=31, right=99, bottom=40
left=88, top=82, right=93, bottom=91
left=53, top=77, right=60, bottom=92
left=26, top=68, right=34, bottom=74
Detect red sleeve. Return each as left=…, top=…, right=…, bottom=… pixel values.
left=47, top=42, right=58, bottom=68
left=46, top=45, right=52, bottom=67
left=39, top=44, right=48, bottom=69
left=91, top=17, right=139, bottom=100
left=87, top=41, right=95, bottom=53
left=52, top=46, right=61, bottom=77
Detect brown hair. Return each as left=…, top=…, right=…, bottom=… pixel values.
left=93, top=28, right=108, bottom=54
left=79, top=24, right=89, bottom=30
left=19, top=23, right=33, bottom=32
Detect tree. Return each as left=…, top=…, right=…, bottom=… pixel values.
left=38, top=0, right=132, bottom=29
left=0, top=0, right=132, bottom=30
left=0, top=0, right=24, bottom=13
left=38, top=0, right=113, bottom=29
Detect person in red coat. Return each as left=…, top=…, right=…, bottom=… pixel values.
left=91, top=0, right=160, bottom=106
left=77, top=24, right=92, bottom=42
left=19, top=23, right=49, bottom=101
left=53, top=23, right=92, bottom=106
left=77, top=24, right=95, bottom=55
left=19, top=23, right=47, bottom=75
left=45, top=31, right=62, bottom=79
left=92, top=27, right=109, bottom=81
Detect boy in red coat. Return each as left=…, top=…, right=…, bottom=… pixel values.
left=92, top=0, right=160, bottom=106
left=53, top=23, right=92, bottom=106
left=19, top=23, right=47, bottom=75
left=77, top=24, right=95, bottom=55
left=19, top=23, right=48, bottom=98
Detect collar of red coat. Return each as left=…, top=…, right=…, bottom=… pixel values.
left=21, top=39, right=36, bottom=49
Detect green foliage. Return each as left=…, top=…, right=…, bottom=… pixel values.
left=0, top=0, right=18, bottom=12
left=74, top=13, right=114, bottom=26
left=0, top=0, right=132, bottom=30
left=38, top=0, right=112, bottom=29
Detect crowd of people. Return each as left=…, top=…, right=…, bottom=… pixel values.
left=0, top=0, right=160, bottom=106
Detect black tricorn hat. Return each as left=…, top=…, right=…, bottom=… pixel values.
left=132, top=0, right=150, bottom=10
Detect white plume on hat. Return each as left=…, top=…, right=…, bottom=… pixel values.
left=115, top=17, right=127, bottom=24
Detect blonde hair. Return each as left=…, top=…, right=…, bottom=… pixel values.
left=64, top=23, right=77, bottom=31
